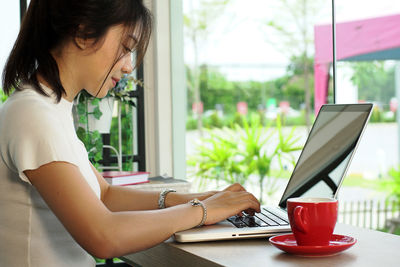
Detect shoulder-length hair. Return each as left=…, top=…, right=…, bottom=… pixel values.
left=2, top=0, right=152, bottom=102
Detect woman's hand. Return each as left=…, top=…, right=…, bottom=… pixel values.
left=201, top=189, right=261, bottom=225
left=165, top=183, right=260, bottom=225
left=222, top=183, right=248, bottom=193
left=165, top=183, right=250, bottom=208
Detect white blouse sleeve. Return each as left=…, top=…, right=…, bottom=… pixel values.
left=5, top=104, right=79, bottom=184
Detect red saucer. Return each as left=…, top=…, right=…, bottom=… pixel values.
left=269, top=234, right=356, bottom=257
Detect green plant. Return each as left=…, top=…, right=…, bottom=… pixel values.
left=75, top=95, right=104, bottom=168
left=233, top=112, right=245, bottom=127
left=188, top=114, right=302, bottom=203
left=237, top=115, right=274, bottom=201
left=186, top=115, right=198, bottom=130
left=350, top=61, right=395, bottom=105
left=0, top=88, right=8, bottom=103
left=75, top=74, right=140, bottom=168
left=370, top=106, right=382, bottom=123
left=381, top=166, right=400, bottom=201
left=187, top=127, right=248, bottom=190
left=110, top=103, right=134, bottom=171
left=108, top=74, right=139, bottom=106
left=209, top=111, right=224, bottom=128
left=238, top=115, right=302, bottom=202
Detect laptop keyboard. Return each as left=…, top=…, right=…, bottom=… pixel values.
left=227, top=207, right=290, bottom=228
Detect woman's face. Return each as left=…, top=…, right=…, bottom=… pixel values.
left=79, top=24, right=135, bottom=98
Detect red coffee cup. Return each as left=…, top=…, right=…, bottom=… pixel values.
left=287, top=197, right=338, bottom=246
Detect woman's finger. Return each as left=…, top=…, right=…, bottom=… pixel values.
left=223, top=183, right=246, bottom=192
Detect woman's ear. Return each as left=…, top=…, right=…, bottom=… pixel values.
left=74, top=36, right=87, bottom=50
left=74, top=25, right=89, bottom=50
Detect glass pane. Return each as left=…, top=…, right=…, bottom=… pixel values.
left=183, top=0, right=333, bottom=204
left=0, top=1, right=20, bottom=79
left=335, top=1, right=400, bottom=205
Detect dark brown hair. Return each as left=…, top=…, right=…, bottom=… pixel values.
left=2, top=0, right=152, bottom=102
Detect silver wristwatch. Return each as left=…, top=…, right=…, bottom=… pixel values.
left=189, top=198, right=207, bottom=227
left=158, top=189, right=176, bottom=209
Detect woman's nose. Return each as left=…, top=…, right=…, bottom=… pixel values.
left=122, top=55, right=133, bottom=74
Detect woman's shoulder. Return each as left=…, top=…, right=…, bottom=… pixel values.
left=2, top=86, right=59, bottom=118
left=9, top=84, right=54, bottom=103
left=0, top=87, right=65, bottom=134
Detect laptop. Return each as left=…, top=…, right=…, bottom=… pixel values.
left=175, top=103, right=373, bottom=242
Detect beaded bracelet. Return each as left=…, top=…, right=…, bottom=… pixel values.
left=189, top=198, right=207, bottom=227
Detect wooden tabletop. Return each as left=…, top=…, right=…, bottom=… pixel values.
left=120, top=223, right=400, bottom=267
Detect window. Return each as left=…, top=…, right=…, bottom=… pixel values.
left=182, top=0, right=333, bottom=201
left=334, top=1, right=400, bottom=183
left=0, top=1, right=20, bottom=78
left=177, top=0, right=400, bottom=231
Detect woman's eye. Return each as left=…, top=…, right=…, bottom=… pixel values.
left=123, top=45, right=133, bottom=53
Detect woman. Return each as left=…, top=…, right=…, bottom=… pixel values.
left=0, top=0, right=260, bottom=266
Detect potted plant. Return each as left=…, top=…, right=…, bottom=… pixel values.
left=73, top=74, right=140, bottom=166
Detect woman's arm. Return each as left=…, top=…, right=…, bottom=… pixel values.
left=90, top=164, right=219, bottom=211
left=25, top=162, right=260, bottom=259
left=91, top=164, right=162, bottom=211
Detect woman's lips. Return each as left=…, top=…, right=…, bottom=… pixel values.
left=111, top=77, right=120, bottom=87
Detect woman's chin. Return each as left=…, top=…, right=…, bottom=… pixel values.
left=84, top=86, right=110, bottom=98
left=98, top=92, right=109, bottom=98
left=94, top=89, right=110, bottom=98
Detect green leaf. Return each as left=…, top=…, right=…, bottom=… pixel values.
left=79, top=115, right=87, bottom=124
left=92, top=106, right=103, bottom=119
left=90, top=98, right=100, bottom=105
left=77, top=104, right=86, bottom=115
left=76, top=127, right=87, bottom=142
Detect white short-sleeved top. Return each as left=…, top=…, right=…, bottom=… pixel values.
left=0, top=84, right=101, bottom=267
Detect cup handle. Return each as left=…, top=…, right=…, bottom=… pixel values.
left=293, top=206, right=308, bottom=234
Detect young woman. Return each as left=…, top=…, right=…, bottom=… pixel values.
left=0, top=1, right=260, bottom=266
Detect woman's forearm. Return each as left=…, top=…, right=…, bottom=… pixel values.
left=101, top=186, right=260, bottom=258
left=102, top=185, right=214, bottom=212
left=102, top=185, right=160, bottom=211
left=100, top=203, right=203, bottom=258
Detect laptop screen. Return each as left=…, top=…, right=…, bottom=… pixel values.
left=278, top=104, right=372, bottom=209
